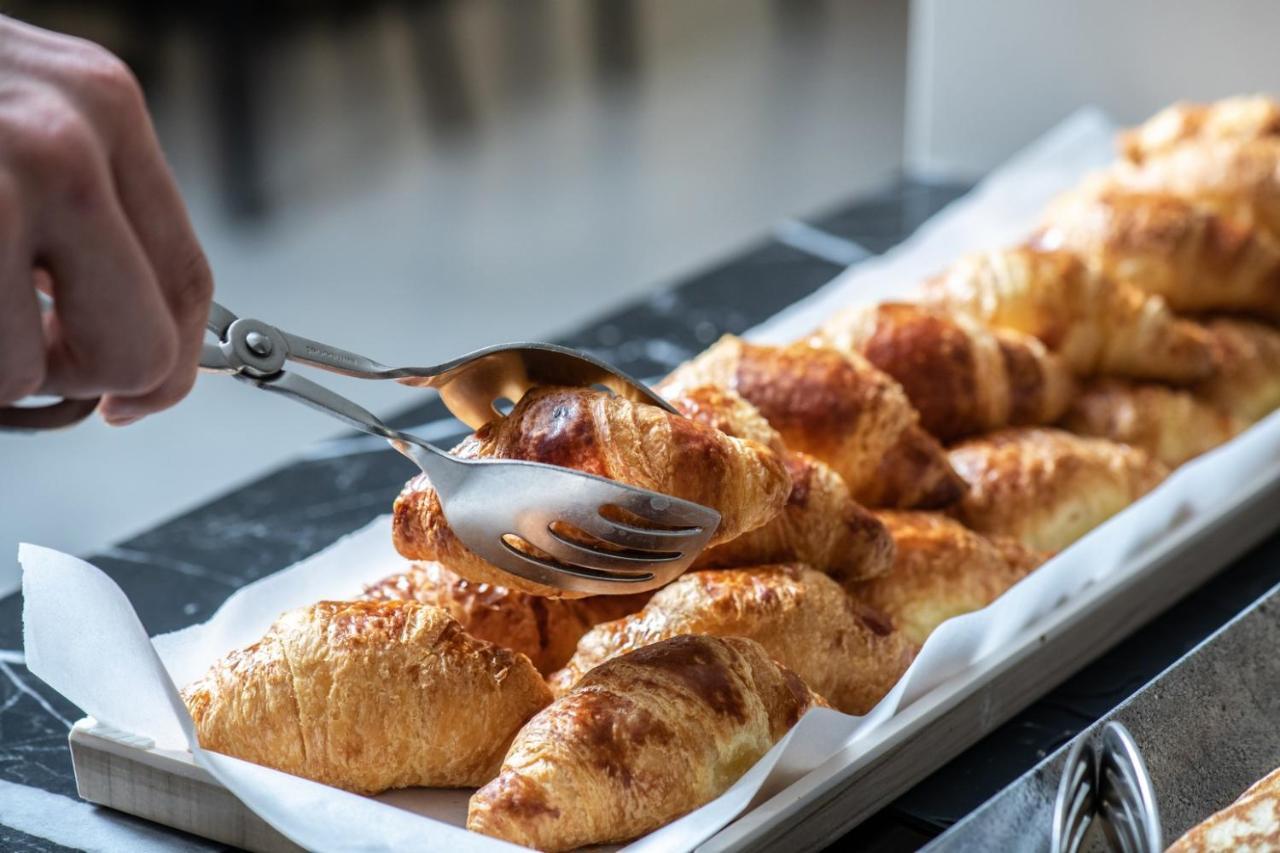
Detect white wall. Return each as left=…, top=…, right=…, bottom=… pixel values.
left=907, top=0, right=1280, bottom=178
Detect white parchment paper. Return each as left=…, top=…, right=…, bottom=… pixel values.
left=20, top=108, right=1280, bottom=852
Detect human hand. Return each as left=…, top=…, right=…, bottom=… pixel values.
left=0, top=16, right=212, bottom=425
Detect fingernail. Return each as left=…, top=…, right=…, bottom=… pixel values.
left=104, top=414, right=141, bottom=427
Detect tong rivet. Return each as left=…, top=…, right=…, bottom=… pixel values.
left=245, top=331, right=274, bottom=357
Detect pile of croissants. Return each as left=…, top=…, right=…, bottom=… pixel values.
left=181, top=96, right=1280, bottom=851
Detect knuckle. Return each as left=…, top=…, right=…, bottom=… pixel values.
left=74, top=48, right=145, bottom=118
left=4, top=100, right=99, bottom=187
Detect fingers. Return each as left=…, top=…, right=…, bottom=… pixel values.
left=50, top=37, right=213, bottom=422
left=17, top=109, right=179, bottom=402
left=0, top=179, right=44, bottom=405
left=98, top=82, right=213, bottom=422
left=0, top=19, right=213, bottom=423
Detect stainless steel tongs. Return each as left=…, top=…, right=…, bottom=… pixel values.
left=199, top=301, right=720, bottom=595
left=0, top=296, right=720, bottom=595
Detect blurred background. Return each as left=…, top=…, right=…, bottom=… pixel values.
left=3, top=0, right=1280, bottom=589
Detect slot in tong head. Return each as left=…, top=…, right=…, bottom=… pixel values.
left=201, top=301, right=720, bottom=595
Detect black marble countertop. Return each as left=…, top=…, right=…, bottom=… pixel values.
left=4, top=178, right=1279, bottom=852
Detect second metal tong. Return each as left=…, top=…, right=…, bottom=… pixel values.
left=1053, top=721, right=1162, bottom=853
left=200, top=301, right=721, bottom=595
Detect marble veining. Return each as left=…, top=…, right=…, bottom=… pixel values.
left=0, top=662, right=79, bottom=798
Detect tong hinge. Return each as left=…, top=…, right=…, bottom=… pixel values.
left=208, top=318, right=290, bottom=379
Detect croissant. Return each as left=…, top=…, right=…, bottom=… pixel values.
left=1038, top=183, right=1280, bottom=321
left=361, top=562, right=650, bottom=674
left=549, top=564, right=914, bottom=715
left=1061, top=378, right=1243, bottom=467
left=392, top=386, right=791, bottom=598
left=920, top=246, right=1214, bottom=384
left=1195, top=317, right=1280, bottom=423
left=816, top=302, right=1075, bottom=440
left=1167, top=763, right=1280, bottom=852
left=468, top=634, right=825, bottom=851
left=947, top=427, right=1168, bottom=551
left=666, top=384, right=894, bottom=582
left=659, top=336, right=965, bottom=508
left=1114, top=137, right=1280, bottom=245
left=181, top=600, right=552, bottom=794
left=850, top=512, right=1046, bottom=647
left=1119, top=95, right=1280, bottom=164
left=659, top=383, right=787, bottom=453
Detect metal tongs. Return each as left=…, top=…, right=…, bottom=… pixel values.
left=1052, top=722, right=1162, bottom=853
left=2, top=298, right=721, bottom=595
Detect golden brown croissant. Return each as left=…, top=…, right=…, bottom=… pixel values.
left=361, top=562, right=650, bottom=674
left=850, top=511, right=1047, bottom=648
left=1061, top=378, right=1243, bottom=467
left=947, top=427, right=1168, bottom=551
left=665, top=384, right=894, bottom=582
left=659, top=336, right=965, bottom=508
left=1195, top=317, right=1280, bottom=423
left=920, top=246, right=1214, bottom=384
left=392, top=386, right=791, bottom=598
left=548, top=564, right=913, bottom=715
left=1167, top=763, right=1280, bottom=852
left=181, top=600, right=552, bottom=794
left=1114, top=137, right=1280, bottom=245
left=1119, top=95, right=1280, bottom=164
left=659, top=383, right=787, bottom=454
left=1038, top=183, right=1280, bottom=321
left=468, top=634, right=825, bottom=851
left=816, top=302, right=1076, bottom=440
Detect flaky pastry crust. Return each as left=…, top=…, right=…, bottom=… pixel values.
left=1062, top=378, right=1243, bottom=467
left=468, top=635, right=824, bottom=851
left=948, top=427, right=1168, bottom=551
left=362, top=562, right=649, bottom=674
left=1195, top=317, right=1280, bottom=423
left=852, top=511, right=1047, bottom=647
left=549, top=564, right=913, bottom=715
left=666, top=384, right=894, bottom=582
left=181, top=600, right=552, bottom=794
left=1039, top=182, right=1280, bottom=321
left=660, top=335, right=965, bottom=508
left=1120, top=95, right=1280, bottom=164
left=921, top=246, right=1214, bottom=384
left=817, top=302, right=1075, bottom=440
left=392, top=386, right=791, bottom=598
left=1168, top=763, right=1280, bottom=852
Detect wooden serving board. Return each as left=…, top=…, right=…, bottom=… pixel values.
left=67, top=470, right=1280, bottom=853
left=70, top=721, right=302, bottom=853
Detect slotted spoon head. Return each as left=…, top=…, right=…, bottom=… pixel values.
left=1098, top=722, right=1162, bottom=853
left=1053, top=739, right=1098, bottom=853
left=414, top=450, right=721, bottom=595
left=400, top=342, right=678, bottom=430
